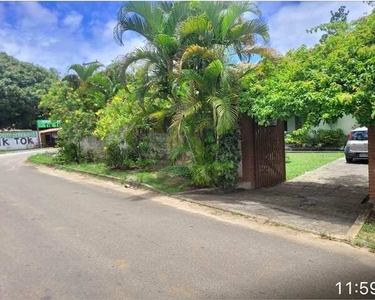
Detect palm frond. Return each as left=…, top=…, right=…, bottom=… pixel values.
left=168, top=97, right=202, bottom=147
left=180, top=69, right=204, bottom=86
left=120, top=46, right=160, bottom=73
left=87, top=73, right=111, bottom=91
left=163, top=1, right=190, bottom=36
left=242, top=19, right=270, bottom=44
left=154, top=34, right=179, bottom=55
left=169, top=144, right=190, bottom=163
left=115, top=2, right=163, bottom=44
left=178, top=14, right=210, bottom=38
left=62, top=73, right=79, bottom=83
left=180, top=45, right=218, bottom=70
left=67, top=64, right=85, bottom=79
left=243, top=46, right=282, bottom=62
left=66, top=63, right=103, bottom=82
left=198, top=1, right=227, bottom=38
left=221, top=2, right=260, bottom=40
left=84, top=64, right=103, bottom=81
left=207, top=96, right=238, bottom=135
left=203, top=59, right=223, bottom=87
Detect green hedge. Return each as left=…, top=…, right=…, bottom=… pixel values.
left=285, top=128, right=347, bottom=148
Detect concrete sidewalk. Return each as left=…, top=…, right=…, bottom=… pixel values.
left=181, top=158, right=372, bottom=238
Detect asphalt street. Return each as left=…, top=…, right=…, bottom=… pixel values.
left=1, top=150, right=375, bottom=300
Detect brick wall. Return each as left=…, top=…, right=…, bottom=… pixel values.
left=369, top=126, right=375, bottom=201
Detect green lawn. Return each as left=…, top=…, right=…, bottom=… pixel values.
left=286, top=152, right=343, bottom=180
left=0, top=151, right=9, bottom=155
left=354, top=211, right=375, bottom=252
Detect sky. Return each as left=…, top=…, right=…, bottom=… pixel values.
left=0, top=1, right=373, bottom=75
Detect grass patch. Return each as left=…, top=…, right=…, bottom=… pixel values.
left=355, top=211, right=375, bottom=252
left=29, top=151, right=344, bottom=194
left=286, top=152, right=343, bottom=180
left=65, top=162, right=129, bottom=180
left=28, top=153, right=57, bottom=164
left=135, top=171, right=190, bottom=194
left=28, top=153, right=189, bottom=194
left=0, top=151, right=10, bottom=155
left=28, top=153, right=129, bottom=180
left=319, top=231, right=334, bottom=240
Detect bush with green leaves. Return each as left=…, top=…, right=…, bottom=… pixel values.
left=57, top=142, right=80, bottom=163
left=189, top=130, right=241, bottom=190
left=285, top=128, right=314, bottom=147
left=216, top=130, right=242, bottom=190
left=81, top=149, right=102, bottom=163
left=159, top=165, right=192, bottom=179
left=104, top=142, right=136, bottom=170
left=286, top=128, right=347, bottom=148
left=313, top=129, right=347, bottom=147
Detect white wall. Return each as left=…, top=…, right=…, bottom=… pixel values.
left=285, top=114, right=357, bottom=134
left=313, top=115, right=357, bottom=134
left=0, top=131, right=39, bottom=150
left=286, top=117, right=296, bottom=133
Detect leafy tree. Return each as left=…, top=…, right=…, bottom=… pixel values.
left=0, top=52, right=58, bottom=129
left=41, top=66, right=114, bottom=162
left=240, top=11, right=375, bottom=129
left=307, top=6, right=350, bottom=43
left=40, top=81, right=98, bottom=161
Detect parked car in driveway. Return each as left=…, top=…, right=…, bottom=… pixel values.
left=344, top=127, right=368, bottom=163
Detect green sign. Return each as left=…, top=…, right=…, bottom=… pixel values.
left=37, top=120, right=61, bottom=129
left=0, top=131, right=37, bottom=138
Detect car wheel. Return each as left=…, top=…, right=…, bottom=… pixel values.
left=346, top=157, right=353, bottom=163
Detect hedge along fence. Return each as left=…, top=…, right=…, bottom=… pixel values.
left=285, top=128, right=347, bottom=148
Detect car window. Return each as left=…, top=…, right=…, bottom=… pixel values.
left=351, top=131, right=368, bottom=141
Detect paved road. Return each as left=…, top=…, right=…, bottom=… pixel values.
left=1, top=151, right=375, bottom=300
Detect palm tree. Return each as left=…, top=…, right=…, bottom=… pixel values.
left=169, top=1, right=278, bottom=149
left=87, top=73, right=123, bottom=103
left=63, top=62, right=103, bottom=89
left=113, top=1, right=277, bottom=188
left=114, top=1, right=191, bottom=103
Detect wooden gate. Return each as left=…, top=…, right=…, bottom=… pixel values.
left=253, top=120, right=286, bottom=188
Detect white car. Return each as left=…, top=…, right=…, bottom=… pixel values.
left=344, top=127, right=368, bottom=163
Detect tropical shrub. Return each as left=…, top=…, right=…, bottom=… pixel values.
left=216, top=130, right=242, bottom=190
left=313, top=129, right=347, bottom=147
left=159, top=165, right=192, bottom=179
left=57, top=141, right=80, bottom=163
left=104, top=142, right=136, bottom=170
left=285, top=128, right=314, bottom=147
left=285, top=128, right=347, bottom=148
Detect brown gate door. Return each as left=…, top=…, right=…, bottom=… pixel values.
left=253, top=120, right=286, bottom=188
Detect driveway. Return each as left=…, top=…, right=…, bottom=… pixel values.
left=2, top=151, right=375, bottom=299
left=182, top=158, right=371, bottom=237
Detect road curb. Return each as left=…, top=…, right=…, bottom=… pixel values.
left=346, top=202, right=374, bottom=239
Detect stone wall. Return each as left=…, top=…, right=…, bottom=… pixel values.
left=81, top=136, right=105, bottom=157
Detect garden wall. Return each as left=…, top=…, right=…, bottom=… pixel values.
left=0, top=131, right=39, bottom=150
